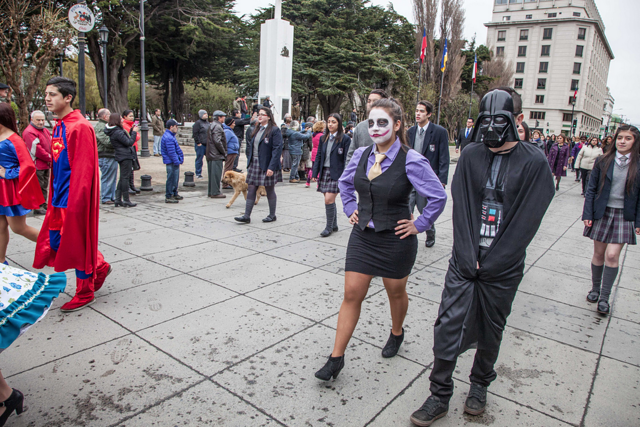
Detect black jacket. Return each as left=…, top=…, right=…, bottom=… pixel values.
left=233, top=117, right=251, bottom=142
left=456, top=127, right=474, bottom=151
left=407, top=123, right=450, bottom=185
left=192, top=119, right=209, bottom=146
left=583, top=157, right=640, bottom=226
left=246, top=125, right=283, bottom=172
left=104, top=125, right=137, bottom=162
left=312, top=134, right=351, bottom=181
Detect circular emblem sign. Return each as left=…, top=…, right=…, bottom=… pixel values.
left=68, top=4, right=95, bottom=32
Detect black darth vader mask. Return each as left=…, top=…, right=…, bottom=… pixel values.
left=471, top=90, right=520, bottom=148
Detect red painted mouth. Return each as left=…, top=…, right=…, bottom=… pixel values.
left=371, top=130, right=390, bottom=138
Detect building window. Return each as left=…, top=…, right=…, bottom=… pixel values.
left=530, top=111, right=546, bottom=120
left=571, top=80, right=579, bottom=90
left=537, top=78, right=546, bottom=89
left=526, top=14, right=532, bottom=19
left=539, top=62, right=548, bottom=73
left=547, top=13, right=557, bottom=18
left=569, top=96, right=576, bottom=105
left=520, top=29, right=529, bottom=40
left=573, top=12, right=581, bottom=17
left=503, top=16, right=511, bottom=22
left=497, top=30, right=506, bottom=41
left=543, top=28, right=553, bottom=39
left=518, top=46, right=527, bottom=57
left=496, top=47, right=505, bottom=57
left=516, top=62, right=525, bottom=73
left=573, top=63, right=582, bottom=74
left=578, top=28, right=586, bottom=40
left=562, top=113, right=573, bottom=122
left=541, top=45, right=551, bottom=56
left=576, top=45, right=584, bottom=57
left=495, top=0, right=507, bottom=4
left=535, top=95, right=544, bottom=104
left=514, top=78, right=523, bottom=89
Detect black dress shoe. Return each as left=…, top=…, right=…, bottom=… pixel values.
left=315, top=355, right=345, bottom=381
left=410, top=396, right=448, bottom=426
left=0, top=389, right=25, bottom=426
left=464, top=383, right=487, bottom=416
left=234, top=215, right=251, bottom=224
left=586, top=290, right=599, bottom=303
left=597, top=300, right=610, bottom=315
left=320, top=227, right=332, bottom=237
left=425, top=231, right=436, bottom=248
left=122, top=201, right=137, bottom=207
left=262, top=215, right=277, bottom=223
left=382, top=328, right=404, bottom=358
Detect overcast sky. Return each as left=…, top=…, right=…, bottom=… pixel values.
left=233, top=0, right=638, bottom=125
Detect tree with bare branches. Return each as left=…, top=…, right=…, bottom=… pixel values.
left=0, top=0, right=72, bottom=131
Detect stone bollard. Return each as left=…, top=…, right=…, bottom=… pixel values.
left=140, top=175, right=153, bottom=191
left=183, top=171, right=195, bottom=187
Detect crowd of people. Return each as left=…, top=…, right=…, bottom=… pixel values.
left=0, top=75, right=638, bottom=427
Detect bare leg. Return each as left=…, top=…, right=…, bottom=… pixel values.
left=331, top=272, right=373, bottom=357
left=0, top=216, right=9, bottom=264
left=382, top=276, right=410, bottom=336
left=604, top=243, right=624, bottom=268
left=0, top=370, right=13, bottom=417
left=324, top=192, right=337, bottom=205
left=592, top=240, right=606, bottom=266
left=6, top=215, right=39, bottom=242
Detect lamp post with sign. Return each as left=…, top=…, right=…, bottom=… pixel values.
left=139, top=0, right=150, bottom=157
left=68, top=2, right=95, bottom=117
left=99, top=25, right=108, bottom=109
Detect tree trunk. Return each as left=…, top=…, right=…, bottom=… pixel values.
left=317, top=94, right=344, bottom=119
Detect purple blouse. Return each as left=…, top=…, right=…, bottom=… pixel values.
left=338, top=138, right=447, bottom=233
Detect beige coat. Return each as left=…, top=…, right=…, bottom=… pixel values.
left=575, top=145, right=603, bottom=171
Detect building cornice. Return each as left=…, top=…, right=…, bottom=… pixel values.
left=485, top=17, right=614, bottom=60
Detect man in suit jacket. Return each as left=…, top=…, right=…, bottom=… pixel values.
left=407, top=100, right=450, bottom=247
left=456, top=118, right=475, bottom=153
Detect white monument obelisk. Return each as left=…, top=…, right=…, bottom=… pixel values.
left=258, top=0, right=294, bottom=125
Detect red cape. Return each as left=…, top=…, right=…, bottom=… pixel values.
left=33, top=110, right=100, bottom=277
left=0, top=134, right=44, bottom=209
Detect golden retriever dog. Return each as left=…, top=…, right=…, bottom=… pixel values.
left=222, top=171, right=266, bottom=208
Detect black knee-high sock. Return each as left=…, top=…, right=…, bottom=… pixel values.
left=244, top=185, right=257, bottom=217
left=599, top=266, right=619, bottom=303
left=266, top=185, right=277, bottom=217
left=332, top=203, right=338, bottom=229
left=591, top=263, right=604, bottom=293
left=325, top=203, right=335, bottom=231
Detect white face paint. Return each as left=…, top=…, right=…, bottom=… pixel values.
left=368, top=108, right=394, bottom=145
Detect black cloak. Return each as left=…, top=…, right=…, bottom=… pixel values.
left=433, top=141, right=555, bottom=361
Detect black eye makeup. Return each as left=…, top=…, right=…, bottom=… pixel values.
left=377, top=119, right=389, bottom=127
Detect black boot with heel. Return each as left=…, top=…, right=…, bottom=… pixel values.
left=315, top=355, right=345, bottom=381
left=0, top=389, right=25, bottom=426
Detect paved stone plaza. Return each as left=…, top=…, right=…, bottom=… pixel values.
left=2, top=161, right=639, bottom=427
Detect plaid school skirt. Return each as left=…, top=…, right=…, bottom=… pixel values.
left=246, top=158, right=282, bottom=187
left=584, top=207, right=637, bottom=245
left=317, top=167, right=340, bottom=194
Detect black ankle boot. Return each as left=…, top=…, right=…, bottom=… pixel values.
left=315, top=355, right=345, bottom=381
left=381, top=328, right=404, bottom=358
left=0, top=389, right=25, bottom=426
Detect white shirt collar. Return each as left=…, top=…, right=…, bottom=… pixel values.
left=419, top=122, right=429, bottom=133
left=330, top=132, right=337, bottom=138
left=616, top=151, right=626, bottom=160
left=616, top=150, right=629, bottom=166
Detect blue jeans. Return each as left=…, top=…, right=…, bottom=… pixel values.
left=289, top=154, right=302, bottom=180
left=195, top=144, right=206, bottom=176
left=166, top=164, right=180, bottom=198
left=99, top=157, right=118, bottom=202
left=153, top=135, right=162, bottom=155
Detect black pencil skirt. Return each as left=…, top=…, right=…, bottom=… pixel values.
left=345, top=225, right=418, bottom=279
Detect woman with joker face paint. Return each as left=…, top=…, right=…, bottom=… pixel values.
left=315, top=98, right=448, bottom=381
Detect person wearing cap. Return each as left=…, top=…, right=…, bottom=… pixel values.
left=0, top=83, right=11, bottom=104
left=161, top=119, right=184, bottom=203
left=192, top=109, right=209, bottom=179
left=223, top=117, right=239, bottom=183
left=206, top=110, right=227, bottom=199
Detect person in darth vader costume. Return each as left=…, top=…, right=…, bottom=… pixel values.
left=410, top=88, right=555, bottom=426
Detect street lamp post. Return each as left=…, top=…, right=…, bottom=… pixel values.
left=98, top=26, right=109, bottom=110
left=139, top=0, right=150, bottom=157
left=58, top=53, right=64, bottom=77
left=168, top=75, right=173, bottom=119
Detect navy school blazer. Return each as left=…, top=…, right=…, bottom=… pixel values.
left=407, top=123, right=450, bottom=185
left=246, top=125, right=284, bottom=172
left=312, top=133, right=352, bottom=181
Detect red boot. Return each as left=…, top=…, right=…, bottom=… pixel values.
left=94, top=251, right=111, bottom=292
left=60, top=278, right=95, bottom=312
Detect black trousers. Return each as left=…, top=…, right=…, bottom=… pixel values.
left=429, top=349, right=500, bottom=403
left=580, top=168, right=591, bottom=194
left=116, top=159, right=133, bottom=202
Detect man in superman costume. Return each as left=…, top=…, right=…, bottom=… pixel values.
left=35, top=77, right=111, bottom=312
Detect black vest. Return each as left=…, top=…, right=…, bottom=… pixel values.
left=354, top=144, right=413, bottom=232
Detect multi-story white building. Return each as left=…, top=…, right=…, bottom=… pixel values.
left=600, top=87, right=615, bottom=137
left=485, top=0, right=614, bottom=138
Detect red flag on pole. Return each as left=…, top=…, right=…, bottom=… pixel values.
left=420, top=28, right=427, bottom=63
left=472, top=53, right=477, bottom=83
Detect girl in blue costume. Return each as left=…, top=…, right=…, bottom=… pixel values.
left=0, top=103, right=66, bottom=425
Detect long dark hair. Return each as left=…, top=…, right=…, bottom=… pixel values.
left=0, top=103, right=18, bottom=134
left=520, top=121, right=530, bottom=141
left=251, top=107, right=276, bottom=139
left=122, top=109, right=134, bottom=119
left=598, top=125, right=640, bottom=195
left=321, top=113, right=344, bottom=145
left=369, top=98, right=408, bottom=146
left=108, top=112, right=123, bottom=127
